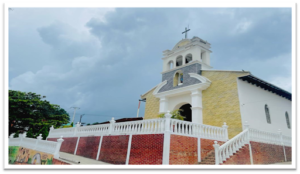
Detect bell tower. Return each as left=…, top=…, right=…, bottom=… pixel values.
left=162, top=36, right=212, bottom=73
left=152, top=33, right=212, bottom=124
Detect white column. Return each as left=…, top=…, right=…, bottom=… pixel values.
left=213, top=141, right=220, bottom=165
left=162, top=111, right=171, bottom=165
left=190, top=89, right=203, bottom=124
left=73, top=122, right=80, bottom=136
left=96, top=135, right=103, bottom=160
left=244, top=121, right=253, bottom=165
left=222, top=122, right=229, bottom=141
left=35, top=134, right=42, bottom=150
left=54, top=136, right=64, bottom=159
left=74, top=137, right=80, bottom=155
left=159, top=97, right=168, bottom=114
left=278, top=129, right=287, bottom=162
left=108, top=117, right=116, bottom=135
left=197, top=137, right=201, bottom=163
left=125, top=134, right=133, bottom=165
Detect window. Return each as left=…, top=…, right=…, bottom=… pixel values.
left=185, top=54, right=192, bottom=64
left=168, top=61, right=174, bottom=70
left=173, top=71, right=183, bottom=87
left=178, top=73, right=183, bottom=84
left=285, top=112, right=290, bottom=129
left=176, top=56, right=183, bottom=67
left=265, top=104, right=271, bottom=124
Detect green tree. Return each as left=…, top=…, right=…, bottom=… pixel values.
left=37, top=125, right=49, bottom=140
left=13, top=130, right=19, bottom=138
left=158, top=109, right=185, bottom=120
left=9, top=90, right=70, bottom=136
left=26, top=128, right=34, bottom=138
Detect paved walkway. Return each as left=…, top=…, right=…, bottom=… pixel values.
left=59, top=152, right=113, bottom=165
left=268, top=161, right=292, bottom=165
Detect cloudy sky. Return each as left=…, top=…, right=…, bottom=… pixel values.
left=8, top=8, right=292, bottom=124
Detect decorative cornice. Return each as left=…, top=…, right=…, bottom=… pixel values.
left=189, top=73, right=212, bottom=83
left=152, top=80, right=168, bottom=95
left=154, top=82, right=211, bottom=99
left=161, top=61, right=212, bottom=74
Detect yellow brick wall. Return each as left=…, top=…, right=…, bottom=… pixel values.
left=142, top=88, right=160, bottom=120
left=201, top=71, right=250, bottom=139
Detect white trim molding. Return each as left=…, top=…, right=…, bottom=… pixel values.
left=153, top=80, right=167, bottom=95
left=189, top=73, right=212, bottom=83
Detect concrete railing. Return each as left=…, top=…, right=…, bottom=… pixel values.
left=47, top=116, right=227, bottom=141
left=248, top=128, right=282, bottom=145
left=9, top=132, right=64, bottom=159
left=114, top=119, right=166, bottom=134
left=170, top=119, right=228, bottom=141
left=213, top=121, right=292, bottom=165
left=214, top=130, right=249, bottom=165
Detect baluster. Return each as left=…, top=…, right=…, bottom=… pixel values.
left=151, top=121, right=153, bottom=132
left=145, top=121, right=149, bottom=132
left=136, top=123, right=141, bottom=133
left=133, top=123, right=137, bottom=132
left=180, top=123, right=183, bottom=134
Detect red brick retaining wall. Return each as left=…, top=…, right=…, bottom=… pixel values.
left=220, top=142, right=291, bottom=165
left=285, top=146, right=292, bottom=161
left=169, top=135, right=198, bottom=165
left=250, top=141, right=286, bottom=164
left=201, top=139, right=225, bottom=161
left=98, top=135, right=129, bottom=164
left=76, top=136, right=101, bottom=159
left=129, top=134, right=164, bottom=165
left=48, top=137, right=78, bottom=154
left=222, top=144, right=251, bottom=165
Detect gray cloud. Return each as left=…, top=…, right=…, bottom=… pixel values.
left=9, top=8, right=292, bottom=124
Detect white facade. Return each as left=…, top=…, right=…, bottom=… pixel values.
left=237, top=79, right=291, bottom=136
left=153, top=74, right=211, bottom=124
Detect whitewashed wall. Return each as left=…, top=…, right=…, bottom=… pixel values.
left=167, top=94, right=191, bottom=112
left=237, top=79, right=291, bottom=136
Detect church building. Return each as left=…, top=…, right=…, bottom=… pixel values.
left=141, top=34, right=292, bottom=139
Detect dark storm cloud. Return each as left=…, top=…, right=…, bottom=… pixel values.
left=9, top=8, right=292, bottom=124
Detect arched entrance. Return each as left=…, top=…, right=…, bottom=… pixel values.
left=179, top=104, right=192, bottom=122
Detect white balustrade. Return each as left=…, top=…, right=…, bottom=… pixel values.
left=114, top=118, right=166, bottom=134
left=214, top=121, right=292, bottom=165
left=47, top=127, right=75, bottom=138
left=216, top=130, right=249, bottom=164
left=47, top=118, right=227, bottom=140
left=282, top=135, right=291, bottom=147
left=22, top=137, right=37, bottom=149
left=9, top=134, right=64, bottom=159
left=9, top=137, right=21, bottom=146
left=35, top=140, right=57, bottom=154
left=170, top=119, right=228, bottom=141
left=248, top=128, right=282, bottom=145
left=77, top=124, right=110, bottom=136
